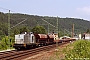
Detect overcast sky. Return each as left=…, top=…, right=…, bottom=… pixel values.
left=0, top=0, right=90, bottom=21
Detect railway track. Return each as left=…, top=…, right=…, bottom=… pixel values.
left=0, top=42, right=69, bottom=60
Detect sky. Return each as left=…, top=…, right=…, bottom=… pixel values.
left=0, top=0, right=90, bottom=21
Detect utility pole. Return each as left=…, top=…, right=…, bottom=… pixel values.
left=55, top=16, right=59, bottom=55
left=72, top=24, right=74, bottom=38
left=56, top=16, right=58, bottom=48
left=8, top=10, right=10, bottom=50
left=48, top=24, right=49, bottom=34
left=57, top=16, right=58, bottom=37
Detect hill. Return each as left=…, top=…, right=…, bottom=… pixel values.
left=0, top=12, right=90, bottom=38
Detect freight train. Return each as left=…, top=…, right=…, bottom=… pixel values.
left=13, top=32, right=76, bottom=50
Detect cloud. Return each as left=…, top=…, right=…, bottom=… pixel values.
left=77, top=6, right=90, bottom=15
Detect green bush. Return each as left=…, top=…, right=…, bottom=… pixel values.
left=0, top=36, right=14, bottom=50
left=64, top=40, right=90, bottom=60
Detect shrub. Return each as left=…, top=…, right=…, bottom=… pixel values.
left=64, top=40, right=90, bottom=60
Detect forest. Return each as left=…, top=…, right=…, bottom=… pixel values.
left=0, top=12, right=90, bottom=40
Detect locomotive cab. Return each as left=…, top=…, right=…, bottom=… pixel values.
left=13, top=32, right=36, bottom=50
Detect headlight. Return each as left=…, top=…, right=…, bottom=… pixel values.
left=23, top=44, right=26, bottom=47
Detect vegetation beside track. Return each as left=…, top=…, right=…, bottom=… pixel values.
left=0, top=36, right=14, bottom=50
left=64, top=40, right=90, bottom=60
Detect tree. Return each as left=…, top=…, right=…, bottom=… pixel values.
left=0, top=23, right=8, bottom=36
left=86, top=29, right=90, bottom=33
left=13, top=28, right=20, bottom=35
left=31, top=26, right=46, bottom=34
left=20, top=27, right=29, bottom=34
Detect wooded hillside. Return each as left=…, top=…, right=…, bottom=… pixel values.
left=0, top=12, right=90, bottom=39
